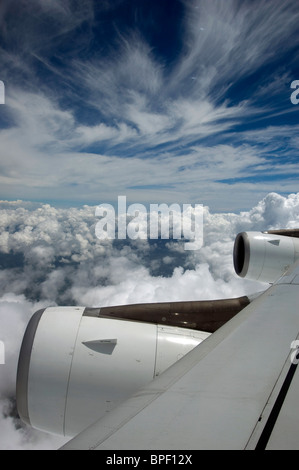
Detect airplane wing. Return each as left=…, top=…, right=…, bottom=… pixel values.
left=61, top=259, right=299, bottom=450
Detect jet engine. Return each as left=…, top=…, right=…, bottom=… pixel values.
left=16, top=305, right=211, bottom=437
left=233, top=230, right=299, bottom=283
left=16, top=297, right=250, bottom=437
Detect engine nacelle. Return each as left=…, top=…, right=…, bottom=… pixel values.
left=233, top=231, right=299, bottom=283
left=17, top=306, right=210, bottom=437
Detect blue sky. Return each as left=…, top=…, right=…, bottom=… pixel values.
left=0, top=0, right=298, bottom=211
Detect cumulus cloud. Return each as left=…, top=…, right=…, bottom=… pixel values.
left=1, top=193, right=299, bottom=449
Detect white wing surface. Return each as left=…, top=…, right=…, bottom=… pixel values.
left=61, top=261, right=299, bottom=450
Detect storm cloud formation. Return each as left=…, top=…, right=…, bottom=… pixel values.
left=1, top=192, right=299, bottom=449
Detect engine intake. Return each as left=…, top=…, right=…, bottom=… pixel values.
left=233, top=231, right=299, bottom=283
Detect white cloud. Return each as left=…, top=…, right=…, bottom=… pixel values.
left=0, top=81, right=294, bottom=210
left=72, top=122, right=138, bottom=148
left=0, top=1, right=298, bottom=211
left=1, top=193, right=299, bottom=448
left=179, top=0, right=299, bottom=95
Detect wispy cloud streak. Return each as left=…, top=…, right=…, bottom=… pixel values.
left=0, top=0, right=298, bottom=210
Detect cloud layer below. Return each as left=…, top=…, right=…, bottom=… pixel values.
left=1, top=192, right=299, bottom=448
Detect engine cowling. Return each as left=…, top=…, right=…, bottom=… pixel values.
left=233, top=231, right=299, bottom=283
left=16, top=306, right=210, bottom=437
